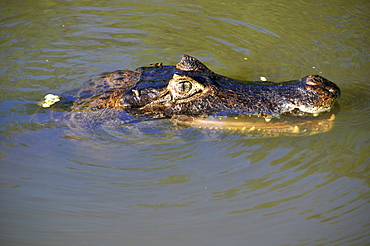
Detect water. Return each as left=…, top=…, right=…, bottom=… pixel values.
left=1, top=0, right=369, bottom=245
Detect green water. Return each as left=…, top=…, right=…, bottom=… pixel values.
left=1, top=0, right=369, bottom=245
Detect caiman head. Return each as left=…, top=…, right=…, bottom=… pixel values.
left=120, top=55, right=341, bottom=119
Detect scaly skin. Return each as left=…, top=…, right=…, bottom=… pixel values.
left=60, top=55, right=340, bottom=120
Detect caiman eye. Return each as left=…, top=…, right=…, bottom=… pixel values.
left=176, top=81, right=192, bottom=94
left=167, top=74, right=205, bottom=101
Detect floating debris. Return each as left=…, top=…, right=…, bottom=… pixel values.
left=40, top=94, right=60, bottom=108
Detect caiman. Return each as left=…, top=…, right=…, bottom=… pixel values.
left=47, top=55, right=341, bottom=135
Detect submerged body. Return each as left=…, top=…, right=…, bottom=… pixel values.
left=61, top=55, right=340, bottom=122
left=50, top=55, right=341, bottom=136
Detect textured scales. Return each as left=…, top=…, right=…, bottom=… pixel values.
left=58, top=55, right=340, bottom=120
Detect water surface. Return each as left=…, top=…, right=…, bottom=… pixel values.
left=1, top=0, right=369, bottom=245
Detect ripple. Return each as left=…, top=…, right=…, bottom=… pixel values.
left=1, top=1, right=369, bottom=245
left=339, top=86, right=370, bottom=112
left=334, top=81, right=370, bottom=131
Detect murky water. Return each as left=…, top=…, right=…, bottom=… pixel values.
left=1, top=0, right=369, bottom=245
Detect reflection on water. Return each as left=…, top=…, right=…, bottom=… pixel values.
left=1, top=0, right=369, bottom=245
left=172, top=110, right=337, bottom=137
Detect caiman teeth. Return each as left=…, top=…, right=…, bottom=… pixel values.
left=293, top=126, right=300, bottom=133
left=265, top=117, right=272, bottom=122
left=313, top=113, right=319, bottom=117
left=132, top=89, right=140, bottom=97
left=328, top=114, right=336, bottom=121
